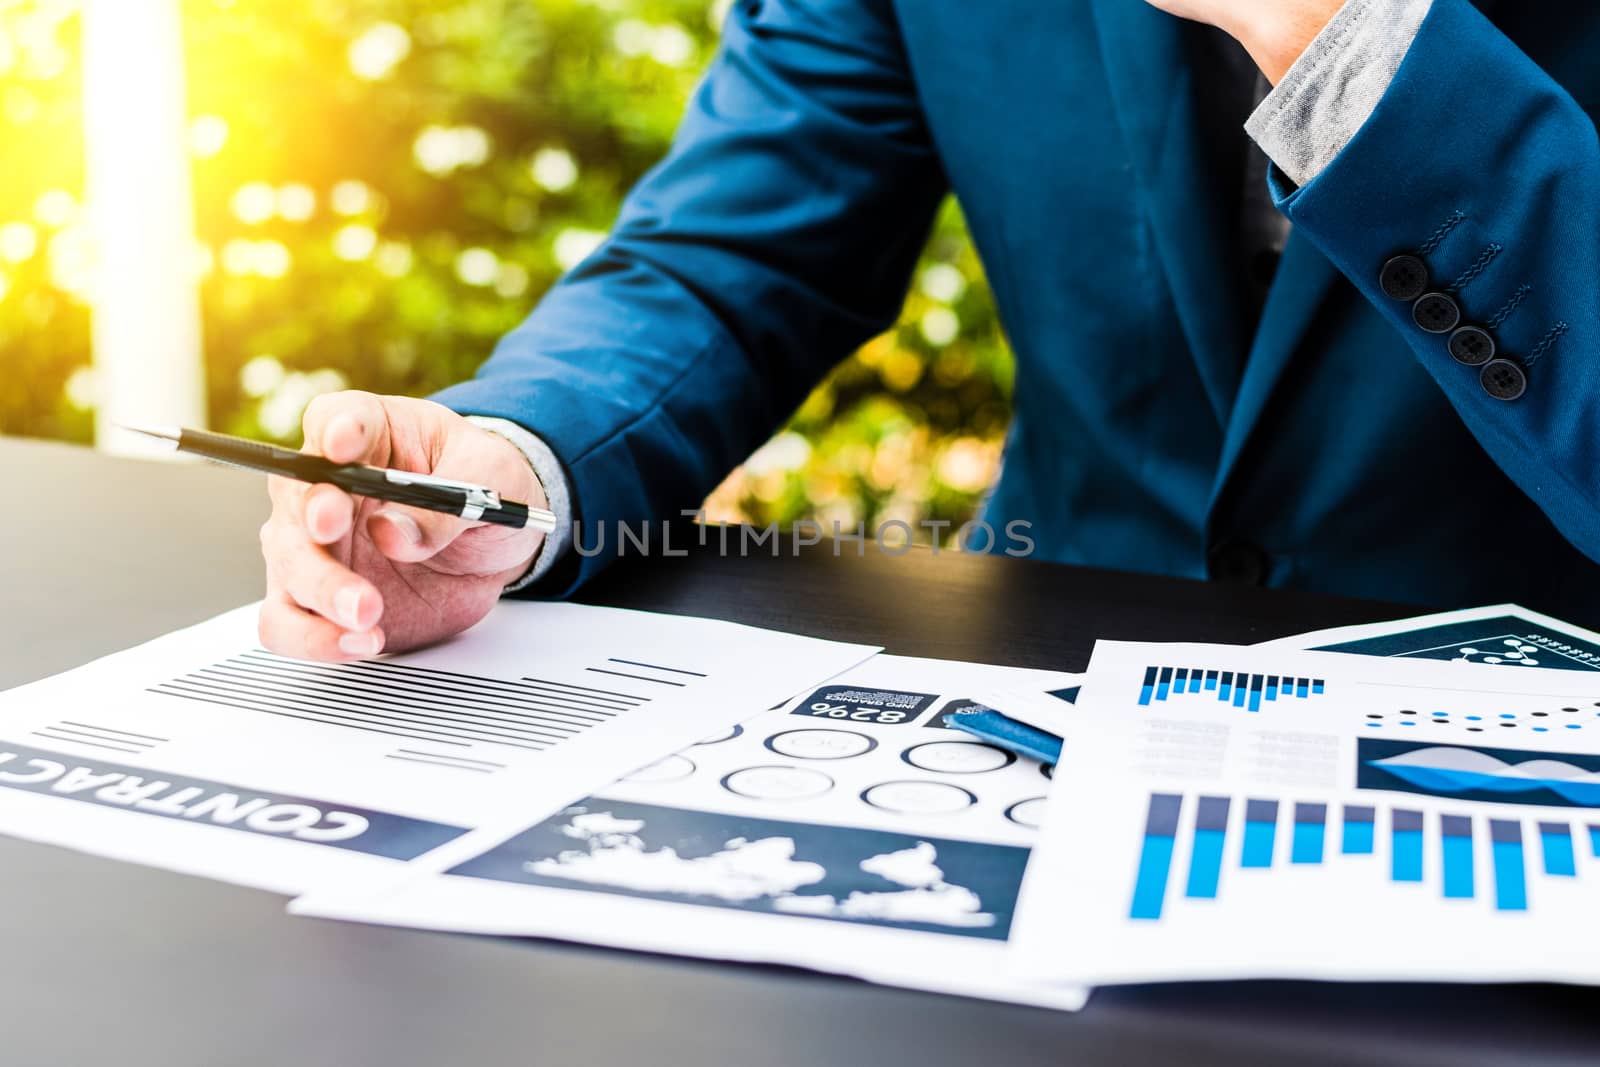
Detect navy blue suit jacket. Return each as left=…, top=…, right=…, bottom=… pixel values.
left=435, top=0, right=1600, bottom=616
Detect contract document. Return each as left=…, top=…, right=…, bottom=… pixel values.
left=0, top=602, right=876, bottom=894
left=1012, top=640, right=1600, bottom=987
left=293, top=655, right=1089, bottom=1011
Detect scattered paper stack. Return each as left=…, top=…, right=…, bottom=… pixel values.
left=6, top=601, right=1600, bottom=1010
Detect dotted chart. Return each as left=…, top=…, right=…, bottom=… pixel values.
left=1364, top=703, right=1600, bottom=734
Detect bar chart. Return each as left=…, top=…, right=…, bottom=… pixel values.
left=1137, top=665, right=1325, bottom=711
left=1128, top=791, right=1591, bottom=920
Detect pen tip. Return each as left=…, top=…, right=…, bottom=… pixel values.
left=118, top=423, right=182, bottom=443
left=120, top=422, right=181, bottom=441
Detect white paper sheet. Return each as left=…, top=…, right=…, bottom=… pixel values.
left=978, top=603, right=1600, bottom=741
left=0, top=601, right=876, bottom=894
left=291, top=655, right=1088, bottom=1010
left=1012, top=640, right=1600, bottom=986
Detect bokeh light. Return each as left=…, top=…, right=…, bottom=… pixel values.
left=0, top=0, right=1015, bottom=542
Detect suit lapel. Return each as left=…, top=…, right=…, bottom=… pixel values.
left=1210, top=232, right=1340, bottom=491
left=1208, top=0, right=1478, bottom=490
left=1091, top=1, right=1497, bottom=507
left=1090, top=0, right=1247, bottom=428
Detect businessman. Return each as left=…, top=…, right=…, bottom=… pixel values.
left=258, top=0, right=1600, bottom=661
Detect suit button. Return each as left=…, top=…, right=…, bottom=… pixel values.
left=1479, top=358, right=1527, bottom=401
left=1413, top=292, right=1461, bottom=334
left=1448, top=325, right=1497, bottom=366
left=1380, top=255, right=1429, bottom=301
left=1208, top=541, right=1269, bottom=585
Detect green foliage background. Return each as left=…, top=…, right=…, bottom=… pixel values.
left=0, top=0, right=1013, bottom=533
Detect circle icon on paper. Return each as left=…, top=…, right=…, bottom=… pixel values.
left=764, top=728, right=878, bottom=761
left=623, top=754, right=697, bottom=784
left=901, top=741, right=1016, bottom=774
left=694, top=724, right=745, bottom=746
left=721, top=765, right=834, bottom=801
left=860, top=780, right=977, bottom=815
left=1005, top=797, right=1049, bottom=829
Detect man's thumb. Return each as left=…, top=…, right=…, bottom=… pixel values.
left=368, top=507, right=471, bottom=563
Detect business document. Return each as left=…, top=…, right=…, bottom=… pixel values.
left=293, top=655, right=1088, bottom=1010
left=0, top=602, right=875, bottom=894
left=1263, top=603, right=1600, bottom=669
left=1012, top=640, right=1600, bottom=986
left=977, top=604, right=1600, bottom=743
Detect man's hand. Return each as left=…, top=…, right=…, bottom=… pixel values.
left=258, top=392, right=548, bottom=661
left=1141, top=0, right=1347, bottom=84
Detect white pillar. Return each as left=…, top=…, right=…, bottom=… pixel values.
left=82, top=0, right=205, bottom=456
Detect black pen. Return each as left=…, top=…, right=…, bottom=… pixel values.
left=124, top=424, right=557, bottom=532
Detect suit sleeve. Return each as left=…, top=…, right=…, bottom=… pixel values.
left=431, top=0, right=945, bottom=594
left=1269, top=0, right=1600, bottom=565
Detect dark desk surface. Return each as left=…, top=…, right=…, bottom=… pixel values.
left=3, top=435, right=1597, bottom=1067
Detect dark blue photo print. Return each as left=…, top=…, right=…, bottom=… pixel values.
left=449, top=798, right=1030, bottom=940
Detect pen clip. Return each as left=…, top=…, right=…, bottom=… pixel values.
left=383, top=469, right=502, bottom=521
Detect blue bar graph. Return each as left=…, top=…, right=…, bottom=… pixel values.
left=1241, top=798, right=1278, bottom=867
left=1392, top=809, right=1424, bottom=882
left=1137, top=665, right=1326, bottom=710
left=1129, top=794, right=1581, bottom=921
left=1291, top=803, right=1326, bottom=864
left=1540, top=822, right=1576, bottom=877
left=1184, top=796, right=1231, bottom=899
left=1131, top=793, right=1183, bottom=920
left=1589, top=824, right=1600, bottom=858
left=1490, top=819, right=1528, bottom=911
left=1342, top=805, right=1375, bottom=854
left=1441, top=814, right=1474, bottom=899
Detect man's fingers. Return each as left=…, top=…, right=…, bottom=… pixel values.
left=319, top=409, right=379, bottom=464
left=302, top=483, right=356, bottom=545
left=303, top=390, right=389, bottom=464
left=266, top=472, right=309, bottom=512
left=258, top=593, right=385, bottom=663
left=261, top=518, right=384, bottom=630
left=367, top=506, right=476, bottom=564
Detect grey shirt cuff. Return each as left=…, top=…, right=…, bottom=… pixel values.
left=464, top=415, right=573, bottom=593
left=1246, top=0, right=1434, bottom=187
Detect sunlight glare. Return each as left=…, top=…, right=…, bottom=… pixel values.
left=82, top=0, right=205, bottom=453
